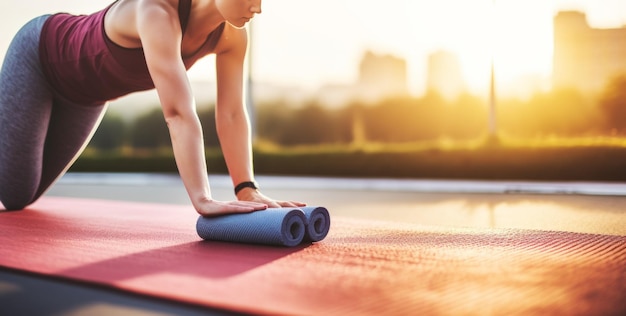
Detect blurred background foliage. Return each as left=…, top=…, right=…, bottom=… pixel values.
left=77, top=75, right=626, bottom=181
left=88, top=74, right=626, bottom=152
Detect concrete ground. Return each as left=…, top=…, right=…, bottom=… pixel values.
left=45, top=173, right=626, bottom=236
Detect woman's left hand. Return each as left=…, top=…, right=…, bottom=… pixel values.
left=236, top=188, right=306, bottom=208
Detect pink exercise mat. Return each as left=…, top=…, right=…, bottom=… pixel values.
left=1, top=196, right=624, bottom=315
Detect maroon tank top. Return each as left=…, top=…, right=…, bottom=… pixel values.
left=39, top=0, right=225, bottom=105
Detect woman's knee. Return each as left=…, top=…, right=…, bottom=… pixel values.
left=0, top=165, right=41, bottom=211
left=0, top=190, right=37, bottom=211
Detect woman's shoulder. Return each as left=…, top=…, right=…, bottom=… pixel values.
left=106, top=0, right=182, bottom=47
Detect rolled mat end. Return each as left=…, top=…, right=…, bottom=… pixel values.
left=300, top=206, right=331, bottom=242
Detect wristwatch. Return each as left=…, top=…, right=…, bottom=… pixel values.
left=234, top=181, right=258, bottom=195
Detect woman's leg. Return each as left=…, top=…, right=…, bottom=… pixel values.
left=0, top=16, right=54, bottom=210
left=30, top=98, right=107, bottom=203
left=0, top=16, right=106, bottom=210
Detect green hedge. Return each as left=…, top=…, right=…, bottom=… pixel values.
left=69, top=145, right=626, bottom=182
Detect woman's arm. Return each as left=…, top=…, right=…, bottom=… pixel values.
left=214, top=25, right=253, bottom=190
left=214, top=25, right=305, bottom=208
left=136, top=1, right=266, bottom=215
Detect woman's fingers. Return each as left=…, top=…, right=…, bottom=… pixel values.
left=197, top=199, right=267, bottom=217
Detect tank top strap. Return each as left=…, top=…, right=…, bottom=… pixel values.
left=178, top=0, right=192, bottom=33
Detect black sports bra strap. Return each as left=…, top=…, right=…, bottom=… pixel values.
left=178, top=0, right=192, bottom=34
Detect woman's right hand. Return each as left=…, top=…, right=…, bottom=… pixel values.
left=194, top=198, right=268, bottom=217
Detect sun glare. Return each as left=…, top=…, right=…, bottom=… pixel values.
left=492, top=2, right=554, bottom=89
left=402, top=0, right=553, bottom=96
left=153, top=0, right=626, bottom=99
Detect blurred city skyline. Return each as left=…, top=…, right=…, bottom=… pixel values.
left=218, top=0, right=626, bottom=97
left=1, top=0, right=626, bottom=103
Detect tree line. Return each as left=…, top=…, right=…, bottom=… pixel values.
left=88, top=74, right=626, bottom=151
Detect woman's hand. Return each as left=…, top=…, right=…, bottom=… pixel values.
left=236, top=188, right=306, bottom=209
left=195, top=198, right=268, bottom=217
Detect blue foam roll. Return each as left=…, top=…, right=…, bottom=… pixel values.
left=196, top=208, right=306, bottom=247
left=300, top=206, right=331, bottom=242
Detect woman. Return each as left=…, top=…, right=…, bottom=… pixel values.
left=0, top=0, right=305, bottom=215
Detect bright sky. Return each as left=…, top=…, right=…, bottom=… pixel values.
left=1, top=0, right=626, bottom=95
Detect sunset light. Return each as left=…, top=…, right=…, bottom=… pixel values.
left=248, top=0, right=626, bottom=98
left=2, top=0, right=626, bottom=99
left=2, top=4, right=626, bottom=313
left=401, top=0, right=555, bottom=95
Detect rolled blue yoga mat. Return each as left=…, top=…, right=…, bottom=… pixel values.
left=300, top=206, right=331, bottom=242
left=196, top=208, right=307, bottom=247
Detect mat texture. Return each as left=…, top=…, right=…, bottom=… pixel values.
left=1, top=197, right=625, bottom=315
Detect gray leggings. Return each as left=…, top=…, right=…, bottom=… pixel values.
left=0, top=15, right=107, bottom=210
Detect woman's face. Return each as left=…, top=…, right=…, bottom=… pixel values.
left=216, top=0, right=262, bottom=28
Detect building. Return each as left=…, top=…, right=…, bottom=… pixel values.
left=356, top=51, right=409, bottom=102
left=553, top=11, right=626, bottom=93
left=426, top=50, right=466, bottom=100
